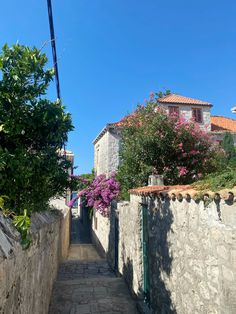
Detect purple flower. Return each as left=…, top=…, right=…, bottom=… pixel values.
left=68, top=196, right=78, bottom=207
left=76, top=174, right=120, bottom=216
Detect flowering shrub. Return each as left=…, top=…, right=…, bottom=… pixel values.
left=117, top=92, right=220, bottom=199
left=78, top=174, right=120, bottom=216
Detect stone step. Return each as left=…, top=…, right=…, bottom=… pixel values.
left=53, top=277, right=132, bottom=296
left=49, top=244, right=138, bottom=314
left=49, top=297, right=137, bottom=314
left=49, top=277, right=138, bottom=314
left=57, top=260, right=115, bottom=280
left=68, top=244, right=103, bottom=261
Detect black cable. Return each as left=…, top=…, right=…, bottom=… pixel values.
left=47, top=0, right=61, bottom=100
left=47, top=0, right=67, bottom=154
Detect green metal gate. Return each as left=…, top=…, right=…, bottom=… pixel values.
left=141, top=204, right=150, bottom=306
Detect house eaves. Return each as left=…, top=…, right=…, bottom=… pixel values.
left=92, top=123, right=118, bottom=145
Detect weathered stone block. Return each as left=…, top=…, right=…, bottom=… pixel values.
left=222, top=265, right=234, bottom=282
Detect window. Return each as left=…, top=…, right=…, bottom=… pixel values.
left=192, top=108, right=203, bottom=123
left=168, top=106, right=179, bottom=117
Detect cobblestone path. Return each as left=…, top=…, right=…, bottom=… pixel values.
left=49, top=244, right=138, bottom=314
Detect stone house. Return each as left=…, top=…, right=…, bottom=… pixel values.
left=93, top=93, right=236, bottom=176
left=211, top=115, right=236, bottom=144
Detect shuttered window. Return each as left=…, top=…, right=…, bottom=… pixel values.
left=168, top=106, right=179, bottom=117
left=192, top=108, right=203, bottom=123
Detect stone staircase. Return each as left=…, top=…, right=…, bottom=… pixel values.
left=49, top=244, right=138, bottom=314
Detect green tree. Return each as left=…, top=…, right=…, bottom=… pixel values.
left=222, top=132, right=236, bottom=159
left=0, top=44, right=73, bottom=214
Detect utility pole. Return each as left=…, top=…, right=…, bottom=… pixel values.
left=47, top=0, right=61, bottom=100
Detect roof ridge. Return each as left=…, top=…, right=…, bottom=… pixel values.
left=157, top=93, right=211, bottom=106
left=211, top=115, right=236, bottom=121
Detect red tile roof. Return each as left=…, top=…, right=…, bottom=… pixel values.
left=211, top=116, right=236, bottom=132
left=158, top=94, right=212, bottom=107
left=129, top=184, right=236, bottom=199
left=129, top=185, right=192, bottom=195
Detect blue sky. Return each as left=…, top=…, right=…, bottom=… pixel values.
left=1, top=0, right=236, bottom=173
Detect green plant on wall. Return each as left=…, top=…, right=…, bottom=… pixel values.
left=12, top=209, right=31, bottom=250
left=1, top=195, right=31, bottom=249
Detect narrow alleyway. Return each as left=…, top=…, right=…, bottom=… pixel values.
left=49, top=244, right=138, bottom=313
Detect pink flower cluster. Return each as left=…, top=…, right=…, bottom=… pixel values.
left=178, top=166, right=188, bottom=177
left=78, top=174, right=120, bottom=216
left=68, top=197, right=78, bottom=207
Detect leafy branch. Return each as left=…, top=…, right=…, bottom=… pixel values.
left=12, top=209, right=31, bottom=250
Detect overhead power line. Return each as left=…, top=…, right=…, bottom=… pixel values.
left=47, top=0, right=67, bottom=154
left=47, top=0, right=61, bottom=100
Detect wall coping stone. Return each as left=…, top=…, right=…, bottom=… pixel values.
left=0, top=210, right=61, bottom=261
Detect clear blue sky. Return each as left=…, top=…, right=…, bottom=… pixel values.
left=1, top=0, right=236, bottom=173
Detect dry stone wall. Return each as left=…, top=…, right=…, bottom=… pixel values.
left=91, top=193, right=236, bottom=314
left=143, top=195, right=236, bottom=314
left=117, top=198, right=143, bottom=295
left=0, top=203, right=70, bottom=314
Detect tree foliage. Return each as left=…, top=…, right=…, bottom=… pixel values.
left=0, top=44, right=73, bottom=214
left=117, top=93, right=218, bottom=199
left=71, top=170, right=95, bottom=191
left=222, top=132, right=236, bottom=159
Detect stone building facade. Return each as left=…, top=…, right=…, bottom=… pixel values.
left=157, top=94, right=212, bottom=132
left=91, top=186, right=236, bottom=313
left=93, top=125, right=121, bottom=176
left=93, top=93, right=236, bottom=177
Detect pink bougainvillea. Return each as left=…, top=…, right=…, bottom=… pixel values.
left=78, top=174, right=120, bottom=217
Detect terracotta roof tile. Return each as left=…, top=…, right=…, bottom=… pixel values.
left=129, top=185, right=192, bottom=195
left=129, top=184, right=236, bottom=200
left=211, top=116, right=236, bottom=132
left=158, top=94, right=212, bottom=106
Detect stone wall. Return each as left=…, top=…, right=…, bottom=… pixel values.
left=92, top=208, right=110, bottom=257
left=0, top=204, right=70, bottom=314
left=160, top=103, right=211, bottom=132
left=117, top=198, right=143, bottom=295
left=50, top=198, right=71, bottom=260
left=91, top=197, right=143, bottom=295
left=91, top=193, right=236, bottom=314
left=144, top=195, right=236, bottom=314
